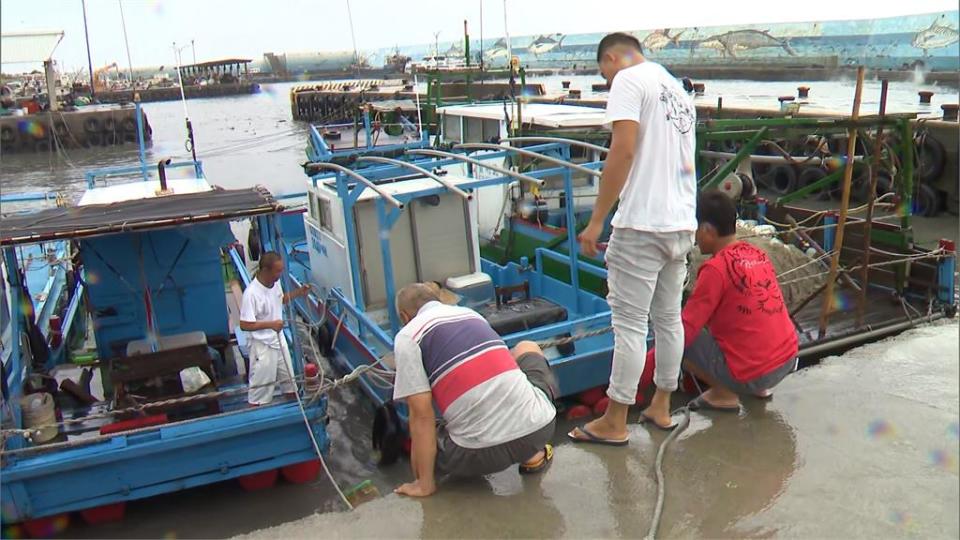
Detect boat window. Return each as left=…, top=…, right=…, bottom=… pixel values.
left=308, top=193, right=317, bottom=221
left=482, top=119, right=500, bottom=142
left=465, top=117, right=483, bottom=142
left=318, top=197, right=333, bottom=232
left=443, top=114, right=461, bottom=143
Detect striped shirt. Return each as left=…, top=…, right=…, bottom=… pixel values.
left=393, top=302, right=555, bottom=449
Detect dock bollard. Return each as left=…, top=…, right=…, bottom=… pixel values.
left=798, top=86, right=810, bottom=99
left=561, top=80, right=571, bottom=89
left=568, top=89, right=582, bottom=98
left=941, top=104, right=959, bottom=122
left=591, top=82, right=608, bottom=92
left=693, top=82, right=705, bottom=95
left=919, top=91, right=934, bottom=104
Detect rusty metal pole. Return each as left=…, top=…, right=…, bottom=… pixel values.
left=818, top=66, right=865, bottom=339
left=856, top=79, right=889, bottom=326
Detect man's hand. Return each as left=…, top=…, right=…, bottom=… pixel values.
left=394, top=479, right=436, bottom=498
left=297, top=284, right=310, bottom=297
left=579, top=220, right=604, bottom=258
left=268, top=320, right=284, bottom=333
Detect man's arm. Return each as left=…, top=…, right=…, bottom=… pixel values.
left=239, top=290, right=283, bottom=332
left=282, top=284, right=310, bottom=305
left=239, top=320, right=283, bottom=332
left=680, top=265, right=725, bottom=349
left=394, top=391, right=437, bottom=497
left=591, top=120, right=638, bottom=224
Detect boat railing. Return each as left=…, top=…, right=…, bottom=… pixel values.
left=84, top=160, right=204, bottom=189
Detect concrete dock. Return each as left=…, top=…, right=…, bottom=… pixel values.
left=0, top=105, right=151, bottom=154
left=53, top=321, right=958, bottom=539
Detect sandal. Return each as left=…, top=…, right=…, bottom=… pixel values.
left=519, top=444, right=554, bottom=474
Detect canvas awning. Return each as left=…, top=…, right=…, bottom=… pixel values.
left=0, top=186, right=282, bottom=246
left=0, top=30, right=65, bottom=64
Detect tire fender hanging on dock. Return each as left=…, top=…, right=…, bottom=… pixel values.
left=372, top=403, right=404, bottom=466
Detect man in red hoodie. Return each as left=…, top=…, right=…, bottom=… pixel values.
left=642, top=190, right=799, bottom=421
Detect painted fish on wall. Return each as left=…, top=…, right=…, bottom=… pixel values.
left=701, top=29, right=796, bottom=58
left=529, top=34, right=566, bottom=55
left=912, top=16, right=960, bottom=55
left=641, top=29, right=685, bottom=53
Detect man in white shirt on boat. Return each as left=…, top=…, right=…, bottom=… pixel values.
left=239, top=251, right=310, bottom=405
left=571, top=32, right=698, bottom=444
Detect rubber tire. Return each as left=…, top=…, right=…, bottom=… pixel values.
left=247, top=226, right=262, bottom=261
left=103, top=117, right=116, bottom=132
left=86, top=132, right=102, bottom=147
left=851, top=164, right=873, bottom=203
left=83, top=117, right=101, bottom=133
left=914, top=183, right=942, bottom=218
left=372, top=403, right=404, bottom=466
left=798, top=166, right=829, bottom=200
left=767, top=164, right=798, bottom=195
left=915, top=136, right=946, bottom=185
left=0, top=125, right=14, bottom=143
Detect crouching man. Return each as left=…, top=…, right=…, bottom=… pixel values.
left=392, top=283, right=557, bottom=497
left=643, top=191, right=799, bottom=423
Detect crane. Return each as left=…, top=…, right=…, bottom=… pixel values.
left=93, top=62, right=119, bottom=91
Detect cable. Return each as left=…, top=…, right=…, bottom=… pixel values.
left=646, top=405, right=692, bottom=540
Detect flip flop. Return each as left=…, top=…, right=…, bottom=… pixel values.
left=753, top=389, right=774, bottom=400
left=519, top=444, right=554, bottom=474
left=688, top=395, right=741, bottom=413
left=567, top=426, right=629, bottom=446
left=638, top=412, right=678, bottom=431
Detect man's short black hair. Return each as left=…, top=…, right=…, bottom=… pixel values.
left=259, top=251, right=283, bottom=271
left=596, top=32, right=643, bottom=63
left=696, top=190, right=738, bottom=236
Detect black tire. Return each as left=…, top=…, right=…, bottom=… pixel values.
left=915, top=135, right=946, bottom=185
left=103, top=117, right=116, bottom=132
left=120, top=117, right=137, bottom=133
left=86, top=132, right=102, bottom=147
left=313, top=324, right=333, bottom=357
left=102, top=130, right=117, bottom=146
left=34, top=139, right=51, bottom=153
left=0, top=125, right=14, bottom=143
left=247, top=226, right=261, bottom=261
left=372, top=403, right=404, bottom=466
left=851, top=164, right=873, bottom=203
left=54, top=122, right=68, bottom=140
left=914, top=183, right=942, bottom=217
left=798, top=166, right=829, bottom=200
left=767, top=164, right=798, bottom=195
left=83, top=117, right=100, bottom=133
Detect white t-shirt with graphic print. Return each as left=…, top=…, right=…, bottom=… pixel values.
left=603, top=61, right=698, bottom=233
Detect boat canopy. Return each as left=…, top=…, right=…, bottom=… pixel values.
left=0, top=186, right=281, bottom=246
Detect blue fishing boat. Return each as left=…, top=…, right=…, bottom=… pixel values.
left=276, top=128, right=620, bottom=463
left=0, top=104, right=329, bottom=531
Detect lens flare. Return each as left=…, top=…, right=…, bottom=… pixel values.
left=949, top=421, right=959, bottom=440
left=867, top=419, right=895, bottom=439
left=17, top=120, right=44, bottom=138
left=929, top=449, right=956, bottom=472
left=889, top=510, right=912, bottom=527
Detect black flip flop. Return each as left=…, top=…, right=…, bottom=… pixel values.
left=567, top=426, right=629, bottom=446
left=519, top=444, right=554, bottom=474
left=638, top=412, right=678, bottom=431
left=688, top=395, right=741, bottom=413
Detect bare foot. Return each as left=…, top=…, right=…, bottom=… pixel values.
left=640, top=406, right=674, bottom=429
left=700, top=388, right=741, bottom=408
left=522, top=449, right=545, bottom=467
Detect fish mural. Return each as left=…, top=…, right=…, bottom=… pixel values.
left=701, top=29, right=796, bottom=58
left=641, top=29, right=684, bottom=53
left=275, top=11, right=960, bottom=75
left=528, top=34, right=566, bottom=55
left=485, top=38, right=510, bottom=59
left=912, top=16, right=960, bottom=55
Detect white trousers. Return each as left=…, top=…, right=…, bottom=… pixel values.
left=247, top=338, right=296, bottom=405
left=604, top=228, right=693, bottom=404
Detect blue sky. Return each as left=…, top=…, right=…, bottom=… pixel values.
left=1, top=0, right=956, bottom=71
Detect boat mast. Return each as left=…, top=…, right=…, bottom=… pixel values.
left=173, top=42, right=198, bottom=164
left=345, top=0, right=361, bottom=78
left=479, top=0, right=484, bottom=71
left=503, top=0, right=512, bottom=64
left=118, top=0, right=135, bottom=83
left=81, top=0, right=96, bottom=99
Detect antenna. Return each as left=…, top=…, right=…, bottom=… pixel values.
left=173, top=42, right=198, bottom=163
left=503, top=0, right=512, bottom=64
left=118, top=0, right=135, bottom=83
left=345, top=0, right=361, bottom=78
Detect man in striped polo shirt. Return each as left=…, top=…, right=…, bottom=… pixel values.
left=392, top=283, right=558, bottom=497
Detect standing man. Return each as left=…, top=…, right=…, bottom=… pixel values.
left=392, top=283, right=557, bottom=497
left=239, top=251, right=310, bottom=406
left=571, top=33, right=698, bottom=443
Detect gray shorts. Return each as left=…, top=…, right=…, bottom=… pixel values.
left=436, top=352, right=557, bottom=477
left=685, top=331, right=797, bottom=395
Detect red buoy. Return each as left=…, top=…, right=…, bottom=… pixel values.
left=565, top=404, right=592, bottom=420
left=280, top=460, right=322, bottom=484
left=237, top=469, right=279, bottom=491
left=80, top=502, right=126, bottom=525
left=576, top=387, right=606, bottom=407
left=22, top=514, right=69, bottom=538
left=592, top=397, right=610, bottom=415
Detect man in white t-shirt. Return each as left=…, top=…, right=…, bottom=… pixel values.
left=570, top=33, right=697, bottom=444
left=392, top=283, right=557, bottom=497
left=240, top=251, right=309, bottom=405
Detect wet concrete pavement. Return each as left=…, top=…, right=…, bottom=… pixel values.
left=58, top=320, right=959, bottom=539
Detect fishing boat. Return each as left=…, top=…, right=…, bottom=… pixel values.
left=284, top=132, right=618, bottom=462
left=0, top=104, right=329, bottom=533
